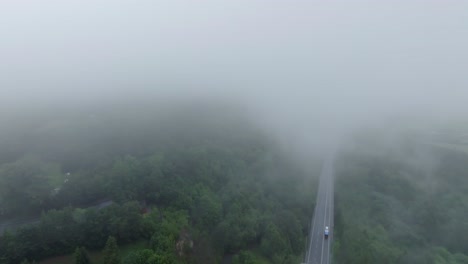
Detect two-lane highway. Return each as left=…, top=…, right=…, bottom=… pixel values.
left=305, top=154, right=334, bottom=264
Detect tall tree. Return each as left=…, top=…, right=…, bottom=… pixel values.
left=73, top=247, right=91, bottom=264
left=103, top=236, right=121, bottom=264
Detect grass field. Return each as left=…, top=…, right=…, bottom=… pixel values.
left=38, top=240, right=148, bottom=264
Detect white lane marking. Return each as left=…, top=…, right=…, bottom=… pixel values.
left=327, top=169, right=333, bottom=263
left=320, top=170, right=330, bottom=264
left=307, top=159, right=334, bottom=264
left=307, top=207, right=316, bottom=263
left=307, top=173, right=323, bottom=264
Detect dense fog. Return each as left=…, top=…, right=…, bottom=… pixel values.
left=1, top=0, right=467, bottom=142
left=1, top=1, right=468, bottom=263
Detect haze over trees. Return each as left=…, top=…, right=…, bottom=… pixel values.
left=1, top=102, right=467, bottom=264
left=333, top=130, right=468, bottom=264
left=0, top=103, right=317, bottom=263
left=1, top=0, right=468, bottom=264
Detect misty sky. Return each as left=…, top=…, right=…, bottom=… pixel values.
left=1, top=0, right=467, bottom=127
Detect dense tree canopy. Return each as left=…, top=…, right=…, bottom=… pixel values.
left=0, top=104, right=315, bottom=264
left=73, top=247, right=91, bottom=264
left=103, top=236, right=120, bottom=264
left=333, top=140, right=468, bottom=264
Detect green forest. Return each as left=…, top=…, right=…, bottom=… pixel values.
left=333, top=134, right=468, bottom=264
left=0, top=103, right=318, bottom=264
left=1, top=102, right=468, bottom=264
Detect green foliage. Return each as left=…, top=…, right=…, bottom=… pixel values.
left=0, top=156, right=61, bottom=217
left=145, top=210, right=189, bottom=263
left=102, top=236, right=120, bottom=264
left=122, top=249, right=153, bottom=264
left=260, top=223, right=288, bottom=258
left=73, top=247, right=91, bottom=264
left=191, top=185, right=222, bottom=230
left=0, top=203, right=145, bottom=263
left=122, top=249, right=174, bottom=264
left=334, top=143, right=468, bottom=264
left=0, top=105, right=314, bottom=264
left=232, top=251, right=257, bottom=264
left=432, top=247, right=468, bottom=264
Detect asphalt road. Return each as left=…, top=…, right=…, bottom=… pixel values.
left=305, top=154, right=334, bottom=264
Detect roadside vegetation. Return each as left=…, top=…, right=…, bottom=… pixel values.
left=333, top=134, right=468, bottom=264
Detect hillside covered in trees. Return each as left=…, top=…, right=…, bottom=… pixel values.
left=0, top=101, right=319, bottom=264
left=333, top=132, right=468, bottom=264
left=2, top=101, right=468, bottom=264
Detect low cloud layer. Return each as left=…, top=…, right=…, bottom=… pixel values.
left=1, top=0, right=467, bottom=142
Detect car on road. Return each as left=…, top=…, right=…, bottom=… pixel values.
left=324, top=226, right=329, bottom=239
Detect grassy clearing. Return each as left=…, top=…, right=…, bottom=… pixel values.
left=38, top=240, right=148, bottom=264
